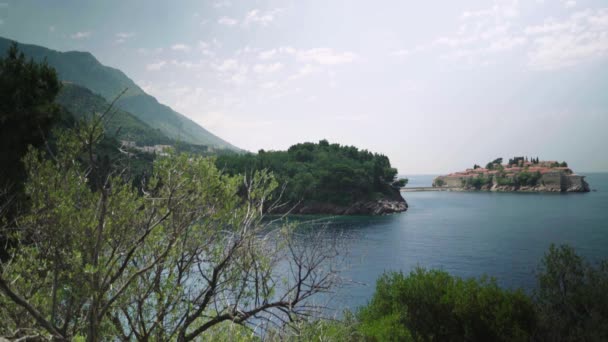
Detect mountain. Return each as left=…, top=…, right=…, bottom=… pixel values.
left=56, top=83, right=172, bottom=146
left=0, top=36, right=239, bottom=150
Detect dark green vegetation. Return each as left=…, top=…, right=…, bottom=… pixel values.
left=495, top=170, right=543, bottom=187
left=485, top=157, right=503, bottom=170
left=56, top=83, right=172, bottom=146
left=468, top=167, right=544, bottom=188
left=294, top=244, right=608, bottom=342
left=0, top=36, right=237, bottom=149
left=463, top=174, right=493, bottom=189
left=358, top=270, right=536, bottom=341
left=216, top=141, right=407, bottom=209
left=0, top=42, right=62, bottom=196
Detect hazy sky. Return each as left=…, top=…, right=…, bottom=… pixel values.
left=1, top=0, right=607, bottom=173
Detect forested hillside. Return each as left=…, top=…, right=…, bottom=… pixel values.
left=0, top=36, right=238, bottom=150
left=56, top=83, right=172, bottom=146
left=216, top=140, right=407, bottom=212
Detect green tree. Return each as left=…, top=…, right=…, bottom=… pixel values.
left=0, top=42, right=61, bottom=194
left=0, top=42, right=64, bottom=260
left=534, top=244, right=608, bottom=341
left=216, top=139, right=403, bottom=211
left=0, top=42, right=63, bottom=197
left=0, top=121, right=341, bottom=341
left=485, top=158, right=503, bottom=170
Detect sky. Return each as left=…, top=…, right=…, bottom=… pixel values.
left=1, top=0, right=607, bottom=174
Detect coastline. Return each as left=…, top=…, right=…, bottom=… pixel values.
left=269, top=190, right=408, bottom=216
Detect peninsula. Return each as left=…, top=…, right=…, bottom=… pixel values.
left=433, top=157, right=589, bottom=192
left=216, top=140, right=408, bottom=215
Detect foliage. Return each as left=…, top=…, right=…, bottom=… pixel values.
left=514, top=171, right=542, bottom=187
left=433, top=178, right=445, bottom=187
left=464, top=174, right=493, bottom=190
left=0, top=42, right=61, bottom=194
left=534, top=244, right=608, bottom=341
left=495, top=171, right=542, bottom=188
left=0, top=120, right=340, bottom=340
left=265, top=312, right=362, bottom=341
left=392, top=178, right=408, bottom=188
left=216, top=140, right=402, bottom=207
left=357, top=268, right=537, bottom=342
left=486, top=158, right=503, bottom=170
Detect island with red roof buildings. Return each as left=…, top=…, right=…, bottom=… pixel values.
left=432, top=157, right=590, bottom=192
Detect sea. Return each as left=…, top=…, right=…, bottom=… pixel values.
left=294, top=173, right=608, bottom=313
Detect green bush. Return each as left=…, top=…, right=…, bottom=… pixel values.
left=514, top=171, right=542, bottom=187
left=465, top=174, right=493, bottom=189
left=357, top=268, right=536, bottom=342
left=534, top=244, right=608, bottom=341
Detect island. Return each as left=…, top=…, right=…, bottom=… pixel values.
left=216, top=140, right=408, bottom=215
left=433, top=157, right=589, bottom=192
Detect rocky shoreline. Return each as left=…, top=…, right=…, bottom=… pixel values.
left=433, top=157, right=590, bottom=193
left=448, top=182, right=590, bottom=193
left=270, top=192, right=408, bottom=216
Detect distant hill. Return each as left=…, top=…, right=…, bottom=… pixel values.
left=56, top=83, right=172, bottom=146
left=0, top=36, right=239, bottom=150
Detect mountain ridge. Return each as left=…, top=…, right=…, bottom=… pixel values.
left=0, top=36, right=239, bottom=150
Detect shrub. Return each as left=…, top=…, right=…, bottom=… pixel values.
left=357, top=268, right=537, bottom=342
left=534, top=244, right=608, bottom=341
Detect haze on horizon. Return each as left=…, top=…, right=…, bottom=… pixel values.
left=1, top=0, right=607, bottom=174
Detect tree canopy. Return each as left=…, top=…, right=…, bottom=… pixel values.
left=216, top=140, right=405, bottom=207
left=0, top=120, right=341, bottom=341
left=0, top=42, right=62, bottom=195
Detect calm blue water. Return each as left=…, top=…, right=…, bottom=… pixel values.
left=301, top=173, right=608, bottom=312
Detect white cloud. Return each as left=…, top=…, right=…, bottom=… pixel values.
left=213, top=0, right=231, bottom=8
left=218, top=16, right=239, bottom=26
left=116, top=32, right=135, bottom=39
left=0, top=19, right=3, bottom=25
left=169, top=59, right=207, bottom=70
left=427, top=0, right=531, bottom=66
left=213, top=59, right=249, bottom=85
left=146, top=61, right=167, bottom=71
left=0, top=3, right=7, bottom=8
left=49, top=26, right=55, bottom=32
left=198, top=41, right=214, bottom=56
left=487, top=36, right=527, bottom=52
left=137, top=47, right=164, bottom=56
left=70, top=31, right=91, bottom=39
left=115, top=32, right=135, bottom=44
left=214, top=59, right=240, bottom=72
left=253, top=62, right=283, bottom=73
left=563, top=1, right=577, bottom=9
left=526, top=9, right=608, bottom=69
left=289, top=64, right=320, bottom=79
left=243, top=8, right=281, bottom=27
left=171, top=43, right=191, bottom=52
left=296, top=48, right=357, bottom=65
left=461, top=0, right=520, bottom=20
left=260, top=81, right=278, bottom=89
left=391, top=49, right=411, bottom=57
left=258, top=49, right=278, bottom=60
